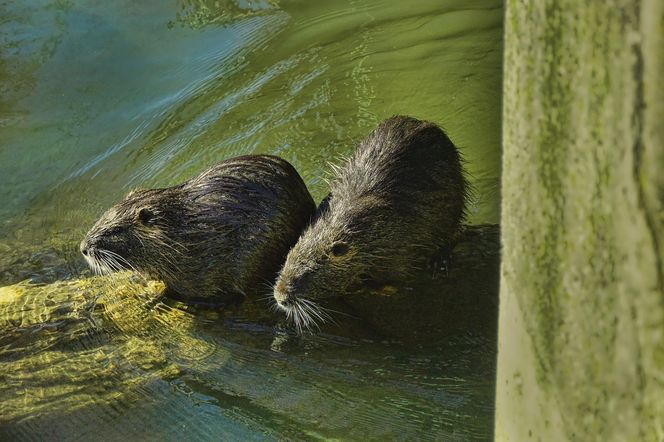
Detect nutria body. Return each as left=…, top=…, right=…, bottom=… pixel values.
left=273, top=116, right=467, bottom=330
left=81, top=155, right=316, bottom=303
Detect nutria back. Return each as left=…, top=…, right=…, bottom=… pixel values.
left=273, top=116, right=467, bottom=330
left=81, top=155, right=316, bottom=303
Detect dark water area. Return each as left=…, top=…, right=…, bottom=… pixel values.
left=0, top=0, right=502, bottom=440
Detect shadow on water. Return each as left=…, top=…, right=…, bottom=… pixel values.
left=0, top=0, right=502, bottom=440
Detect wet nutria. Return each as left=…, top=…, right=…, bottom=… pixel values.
left=272, top=115, right=467, bottom=331
left=80, top=155, right=316, bottom=304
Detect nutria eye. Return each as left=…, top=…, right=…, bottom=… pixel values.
left=331, top=242, right=349, bottom=257
left=138, top=208, right=155, bottom=225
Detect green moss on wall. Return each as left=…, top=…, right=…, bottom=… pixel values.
left=496, top=1, right=664, bottom=440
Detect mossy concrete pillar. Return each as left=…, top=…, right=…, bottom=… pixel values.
left=496, top=1, right=663, bottom=440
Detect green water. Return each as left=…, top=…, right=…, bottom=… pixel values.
left=0, top=0, right=502, bottom=440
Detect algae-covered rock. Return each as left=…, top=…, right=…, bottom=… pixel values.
left=0, top=274, right=225, bottom=424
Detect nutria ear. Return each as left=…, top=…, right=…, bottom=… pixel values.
left=312, top=193, right=332, bottom=223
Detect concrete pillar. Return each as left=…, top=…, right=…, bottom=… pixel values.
left=496, top=1, right=664, bottom=440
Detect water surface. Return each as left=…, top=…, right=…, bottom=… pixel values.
left=0, top=0, right=502, bottom=440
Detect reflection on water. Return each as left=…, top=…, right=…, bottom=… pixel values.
left=0, top=0, right=502, bottom=440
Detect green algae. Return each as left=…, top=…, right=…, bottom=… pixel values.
left=0, top=274, right=228, bottom=424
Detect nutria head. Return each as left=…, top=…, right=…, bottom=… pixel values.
left=80, top=187, right=187, bottom=283
left=273, top=194, right=389, bottom=297
left=273, top=116, right=466, bottom=331
left=273, top=191, right=413, bottom=333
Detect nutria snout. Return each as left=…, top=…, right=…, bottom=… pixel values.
left=81, top=154, right=316, bottom=303
left=273, top=116, right=467, bottom=330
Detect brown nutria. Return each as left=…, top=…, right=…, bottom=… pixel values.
left=272, top=115, right=467, bottom=331
left=80, top=154, right=316, bottom=304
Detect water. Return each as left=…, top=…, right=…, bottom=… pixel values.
left=0, top=0, right=502, bottom=440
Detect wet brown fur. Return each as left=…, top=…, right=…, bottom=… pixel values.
left=273, top=116, right=467, bottom=329
left=81, top=155, right=316, bottom=303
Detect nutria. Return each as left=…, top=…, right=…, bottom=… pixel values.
left=272, top=116, right=467, bottom=331
left=80, top=155, right=316, bottom=304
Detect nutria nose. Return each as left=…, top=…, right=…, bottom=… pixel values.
left=80, top=239, right=91, bottom=256
left=274, top=279, right=295, bottom=306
